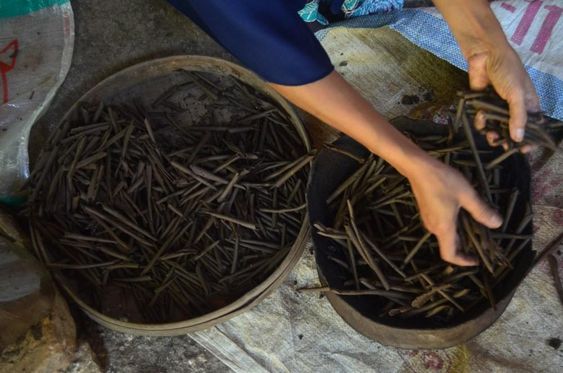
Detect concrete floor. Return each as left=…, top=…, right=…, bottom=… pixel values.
left=35, top=0, right=232, bottom=138
left=35, top=0, right=233, bottom=371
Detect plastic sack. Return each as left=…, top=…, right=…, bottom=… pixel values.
left=0, top=0, right=74, bottom=203
left=0, top=207, right=55, bottom=351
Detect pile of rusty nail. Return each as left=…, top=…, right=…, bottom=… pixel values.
left=25, top=72, right=311, bottom=323
left=314, top=91, right=558, bottom=322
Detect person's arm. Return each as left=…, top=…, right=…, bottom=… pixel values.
left=433, top=0, right=540, bottom=142
left=271, top=72, right=502, bottom=266
left=171, top=0, right=503, bottom=266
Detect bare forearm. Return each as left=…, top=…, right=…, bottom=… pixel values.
left=270, top=71, right=434, bottom=179
left=270, top=71, right=502, bottom=267
left=432, top=0, right=509, bottom=58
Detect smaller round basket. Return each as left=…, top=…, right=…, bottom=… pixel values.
left=307, top=117, right=534, bottom=349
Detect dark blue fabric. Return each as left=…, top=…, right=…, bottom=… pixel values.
left=168, top=0, right=334, bottom=86
left=329, top=0, right=345, bottom=15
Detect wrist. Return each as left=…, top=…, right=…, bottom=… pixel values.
left=434, top=0, right=509, bottom=59
left=365, top=133, right=440, bottom=181
left=403, top=152, right=445, bottom=181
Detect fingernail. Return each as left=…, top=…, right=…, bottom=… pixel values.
left=515, top=129, right=524, bottom=142
left=492, top=213, right=503, bottom=227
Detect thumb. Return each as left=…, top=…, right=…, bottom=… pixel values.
left=460, top=189, right=502, bottom=229
left=467, top=52, right=490, bottom=90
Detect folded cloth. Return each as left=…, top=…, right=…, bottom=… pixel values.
left=299, top=0, right=404, bottom=25
left=343, top=0, right=404, bottom=17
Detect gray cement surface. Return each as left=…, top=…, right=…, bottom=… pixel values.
left=32, top=0, right=233, bottom=157
left=36, top=1, right=233, bottom=371
left=88, top=326, right=227, bottom=373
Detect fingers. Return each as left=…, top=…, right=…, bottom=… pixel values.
left=507, top=83, right=540, bottom=142
left=476, top=113, right=507, bottom=149
left=474, top=111, right=486, bottom=131
left=468, top=53, right=490, bottom=90
left=436, top=228, right=478, bottom=266
left=506, top=93, right=527, bottom=142
left=460, top=188, right=502, bottom=229
left=494, top=53, right=539, bottom=143
left=483, top=131, right=510, bottom=150
left=485, top=131, right=498, bottom=145
left=519, top=143, right=536, bottom=153
left=506, top=89, right=540, bottom=144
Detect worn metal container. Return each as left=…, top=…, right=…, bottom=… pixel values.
left=307, top=117, right=534, bottom=349
left=33, top=56, right=311, bottom=336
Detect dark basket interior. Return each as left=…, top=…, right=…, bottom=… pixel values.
left=307, top=117, right=534, bottom=329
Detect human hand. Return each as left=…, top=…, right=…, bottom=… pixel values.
left=431, top=0, right=540, bottom=149
left=408, top=158, right=502, bottom=266
left=468, top=46, right=540, bottom=150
